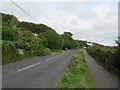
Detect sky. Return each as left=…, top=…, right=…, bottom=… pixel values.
left=0, top=0, right=119, bottom=46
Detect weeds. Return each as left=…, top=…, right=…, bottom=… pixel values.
left=57, top=50, right=95, bottom=88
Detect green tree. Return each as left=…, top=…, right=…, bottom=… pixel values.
left=61, top=32, right=78, bottom=49
left=62, top=32, right=73, bottom=40
left=38, top=35, right=48, bottom=47
left=41, top=30, right=62, bottom=50
left=2, top=26, right=19, bottom=41
left=19, top=22, right=53, bottom=34
left=2, top=13, right=19, bottom=27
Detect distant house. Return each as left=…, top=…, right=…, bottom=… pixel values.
left=87, top=42, right=93, bottom=46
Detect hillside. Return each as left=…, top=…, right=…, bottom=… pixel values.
left=1, top=13, right=87, bottom=64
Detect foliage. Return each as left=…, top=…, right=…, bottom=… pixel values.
left=17, top=30, right=43, bottom=49
left=2, top=12, right=87, bottom=65
left=16, top=30, right=46, bottom=55
left=2, top=29, right=47, bottom=64
left=38, top=35, right=48, bottom=47
left=2, top=41, right=22, bottom=64
left=78, top=40, right=88, bottom=47
left=57, top=51, right=95, bottom=88
left=19, top=21, right=53, bottom=33
left=62, top=40, right=78, bottom=49
left=41, top=30, right=62, bottom=50
left=113, top=48, right=120, bottom=73
left=113, top=37, right=120, bottom=75
left=61, top=32, right=86, bottom=49
left=62, top=32, right=73, bottom=40
left=2, top=26, right=19, bottom=41
left=43, top=48, right=52, bottom=55
left=2, top=40, right=47, bottom=64
left=2, top=13, right=19, bottom=27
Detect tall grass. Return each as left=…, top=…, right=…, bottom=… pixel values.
left=57, top=51, right=95, bottom=88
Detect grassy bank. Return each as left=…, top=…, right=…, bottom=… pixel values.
left=57, top=50, right=95, bottom=88
left=2, top=40, right=52, bottom=65
left=2, top=13, right=87, bottom=65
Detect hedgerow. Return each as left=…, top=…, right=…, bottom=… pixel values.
left=87, top=45, right=119, bottom=76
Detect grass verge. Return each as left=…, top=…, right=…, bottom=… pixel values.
left=52, top=49, right=64, bottom=53
left=57, top=50, right=95, bottom=88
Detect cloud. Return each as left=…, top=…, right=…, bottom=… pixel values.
left=0, top=2, right=118, bottom=46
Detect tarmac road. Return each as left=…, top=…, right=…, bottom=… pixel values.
left=3, top=50, right=78, bottom=88
left=83, top=50, right=119, bottom=88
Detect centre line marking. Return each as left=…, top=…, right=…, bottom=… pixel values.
left=17, top=62, right=41, bottom=72
left=45, top=55, right=59, bottom=61
left=17, top=54, right=62, bottom=72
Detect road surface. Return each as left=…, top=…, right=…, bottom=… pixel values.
left=3, top=50, right=78, bottom=88
left=83, top=50, right=119, bottom=88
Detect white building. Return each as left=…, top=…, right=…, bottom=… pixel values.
left=87, top=42, right=93, bottom=46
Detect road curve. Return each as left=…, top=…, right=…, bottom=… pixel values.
left=83, top=50, right=119, bottom=88
left=3, top=50, right=78, bottom=88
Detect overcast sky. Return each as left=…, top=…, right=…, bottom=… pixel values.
left=0, top=0, right=118, bottom=46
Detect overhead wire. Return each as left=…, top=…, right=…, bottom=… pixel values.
left=10, top=0, right=39, bottom=23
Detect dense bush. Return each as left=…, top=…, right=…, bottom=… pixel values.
left=112, top=39, right=120, bottom=75
left=41, top=30, right=62, bottom=50
left=43, top=48, right=52, bottom=55
left=38, top=35, right=48, bottom=47
left=2, top=30, right=49, bottom=64
left=61, top=32, right=84, bottom=49
left=17, top=30, right=44, bottom=50
left=63, top=40, right=79, bottom=49
left=2, top=26, right=19, bottom=41
left=2, top=41, right=22, bottom=64
left=19, top=21, right=53, bottom=33
left=2, top=13, right=19, bottom=26
left=113, top=49, right=120, bottom=70
left=2, top=40, right=50, bottom=64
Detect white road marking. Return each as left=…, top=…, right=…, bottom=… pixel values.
left=46, top=57, right=54, bottom=61
left=17, top=54, right=62, bottom=72
left=45, top=55, right=61, bottom=61
left=17, top=62, right=41, bottom=72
